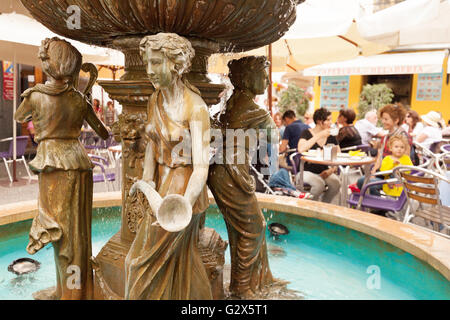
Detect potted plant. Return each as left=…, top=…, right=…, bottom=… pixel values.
left=357, top=83, right=394, bottom=119
left=277, top=83, right=311, bottom=117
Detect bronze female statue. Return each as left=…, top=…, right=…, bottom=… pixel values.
left=208, top=56, right=276, bottom=299
left=124, top=33, right=212, bottom=300
left=14, top=37, right=109, bottom=300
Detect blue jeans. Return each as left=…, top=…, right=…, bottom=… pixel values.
left=269, top=168, right=296, bottom=191
left=266, top=142, right=279, bottom=176
left=357, top=176, right=383, bottom=196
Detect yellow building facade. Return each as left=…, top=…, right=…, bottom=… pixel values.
left=311, top=51, right=450, bottom=123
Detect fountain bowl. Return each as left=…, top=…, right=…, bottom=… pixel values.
left=20, top=0, right=299, bottom=52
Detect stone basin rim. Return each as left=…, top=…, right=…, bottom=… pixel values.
left=0, top=191, right=449, bottom=281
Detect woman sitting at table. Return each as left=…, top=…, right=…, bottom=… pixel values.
left=296, top=108, right=341, bottom=203
left=336, top=108, right=362, bottom=149
left=356, top=103, right=411, bottom=196
left=416, top=111, right=443, bottom=152
left=401, top=110, right=423, bottom=141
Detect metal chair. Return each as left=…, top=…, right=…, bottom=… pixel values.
left=347, top=173, right=408, bottom=219
left=289, top=152, right=312, bottom=192
left=435, top=151, right=450, bottom=176
left=250, top=164, right=278, bottom=195
left=88, top=154, right=116, bottom=191
left=414, top=142, right=441, bottom=171
left=84, top=131, right=117, bottom=165
left=0, top=136, right=32, bottom=182
left=347, top=155, right=433, bottom=219
left=394, top=165, right=450, bottom=237
left=440, top=144, right=450, bottom=153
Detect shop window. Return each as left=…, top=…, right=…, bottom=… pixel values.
left=366, top=74, right=413, bottom=106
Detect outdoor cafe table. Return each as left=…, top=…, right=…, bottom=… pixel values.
left=299, top=152, right=376, bottom=208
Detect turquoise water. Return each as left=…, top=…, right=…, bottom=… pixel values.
left=0, top=207, right=121, bottom=300
left=1, top=206, right=449, bottom=300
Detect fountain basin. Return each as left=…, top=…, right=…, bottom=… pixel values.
left=1, top=192, right=449, bottom=299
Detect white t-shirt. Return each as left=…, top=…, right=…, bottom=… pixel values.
left=402, top=122, right=424, bottom=141
left=355, top=119, right=382, bottom=145
left=418, top=125, right=442, bottom=150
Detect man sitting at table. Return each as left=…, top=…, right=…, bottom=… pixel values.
left=355, top=110, right=385, bottom=156
left=296, top=108, right=341, bottom=203
left=279, top=109, right=310, bottom=154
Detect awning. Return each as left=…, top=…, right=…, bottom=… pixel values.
left=303, top=50, right=448, bottom=76
left=0, top=13, right=124, bottom=66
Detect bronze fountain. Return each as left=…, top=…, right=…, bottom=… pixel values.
left=19, top=0, right=302, bottom=300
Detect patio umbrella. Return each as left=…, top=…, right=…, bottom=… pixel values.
left=0, top=13, right=124, bottom=182
left=208, top=0, right=390, bottom=114
left=362, top=0, right=446, bottom=48
left=0, top=13, right=124, bottom=66
left=208, top=0, right=391, bottom=74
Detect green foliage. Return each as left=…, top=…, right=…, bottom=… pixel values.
left=278, top=84, right=310, bottom=117
left=357, top=83, right=394, bottom=119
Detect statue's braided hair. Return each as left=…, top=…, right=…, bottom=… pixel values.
left=227, top=56, right=269, bottom=90
left=39, top=37, right=82, bottom=85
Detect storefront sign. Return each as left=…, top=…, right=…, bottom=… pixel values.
left=320, top=76, right=349, bottom=111
left=416, top=73, right=442, bottom=101
left=2, top=61, right=14, bottom=101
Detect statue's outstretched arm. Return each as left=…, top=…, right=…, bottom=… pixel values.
left=85, top=102, right=109, bottom=140
left=82, top=62, right=108, bottom=140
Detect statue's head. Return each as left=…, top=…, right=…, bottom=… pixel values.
left=228, top=56, right=269, bottom=95
left=38, top=37, right=82, bottom=85
left=140, top=33, right=195, bottom=89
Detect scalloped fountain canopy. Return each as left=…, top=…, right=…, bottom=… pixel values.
left=20, top=0, right=297, bottom=52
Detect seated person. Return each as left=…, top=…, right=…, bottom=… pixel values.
left=336, top=108, right=362, bottom=149
left=379, top=136, right=413, bottom=197
left=442, top=119, right=450, bottom=138
left=416, top=111, right=443, bottom=152
left=268, top=168, right=312, bottom=199
left=272, top=112, right=285, bottom=138
left=296, top=108, right=341, bottom=203
left=27, top=120, right=37, bottom=146
left=104, top=101, right=116, bottom=128
left=401, top=110, right=423, bottom=142
left=279, top=109, right=309, bottom=154
left=357, top=103, right=411, bottom=195
left=354, top=110, right=384, bottom=155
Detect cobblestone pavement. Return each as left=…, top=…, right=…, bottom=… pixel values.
left=0, top=164, right=120, bottom=206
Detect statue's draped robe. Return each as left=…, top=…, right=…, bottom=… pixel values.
left=125, top=89, right=212, bottom=300
left=207, top=91, right=276, bottom=297
left=15, top=83, right=94, bottom=300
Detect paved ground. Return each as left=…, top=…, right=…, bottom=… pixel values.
left=0, top=162, right=120, bottom=206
